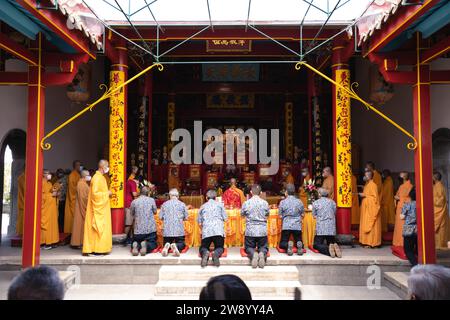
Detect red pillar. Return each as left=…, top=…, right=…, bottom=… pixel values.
left=146, top=73, right=153, bottom=181
left=110, top=43, right=128, bottom=235
left=332, top=43, right=352, bottom=243
left=22, top=33, right=45, bottom=267
left=413, top=34, right=436, bottom=264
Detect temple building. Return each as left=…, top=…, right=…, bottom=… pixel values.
left=0, top=0, right=449, bottom=299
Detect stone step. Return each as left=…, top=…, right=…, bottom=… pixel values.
left=154, top=280, right=301, bottom=296
left=383, top=271, right=409, bottom=299
left=158, top=265, right=299, bottom=281
left=59, top=271, right=77, bottom=292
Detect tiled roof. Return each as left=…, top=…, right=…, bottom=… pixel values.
left=52, top=0, right=103, bottom=50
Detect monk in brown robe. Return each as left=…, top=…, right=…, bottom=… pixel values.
left=223, top=178, right=246, bottom=208
left=322, top=167, right=334, bottom=200
left=380, top=170, right=396, bottom=232
left=70, top=170, right=91, bottom=248
left=393, top=172, right=413, bottom=249
left=359, top=170, right=381, bottom=248
left=433, top=171, right=449, bottom=249
left=16, top=171, right=25, bottom=235
left=298, top=167, right=311, bottom=208
left=351, top=174, right=360, bottom=225
left=64, top=160, right=81, bottom=234
left=41, top=170, right=60, bottom=249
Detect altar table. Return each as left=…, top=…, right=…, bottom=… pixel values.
left=155, top=209, right=316, bottom=249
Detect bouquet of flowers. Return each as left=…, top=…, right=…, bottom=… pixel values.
left=140, top=179, right=156, bottom=197
left=303, top=179, right=318, bottom=206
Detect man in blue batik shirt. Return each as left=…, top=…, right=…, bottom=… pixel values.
left=198, top=189, right=228, bottom=268
left=241, top=184, right=270, bottom=269
left=159, top=188, right=189, bottom=257
left=278, top=184, right=305, bottom=256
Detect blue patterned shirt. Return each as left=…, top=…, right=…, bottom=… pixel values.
left=241, top=195, right=270, bottom=237
left=279, top=195, right=304, bottom=231
left=159, top=198, right=189, bottom=237
left=130, top=196, right=157, bottom=235
left=198, top=199, right=228, bottom=239
left=401, top=201, right=417, bottom=236
left=312, top=197, right=337, bottom=236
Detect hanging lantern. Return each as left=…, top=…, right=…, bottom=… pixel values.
left=67, top=63, right=91, bottom=103
left=369, top=65, right=394, bottom=106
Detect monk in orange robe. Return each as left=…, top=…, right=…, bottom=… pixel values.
left=223, top=178, right=246, bottom=208
left=322, top=167, right=334, bottom=200
left=71, top=170, right=91, bottom=248
left=359, top=170, right=381, bottom=248
left=393, top=172, right=413, bottom=248
left=366, top=162, right=382, bottom=196
left=433, top=171, right=449, bottom=249
left=128, top=165, right=138, bottom=181
left=380, top=170, right=396, bottom=232
left=64, top=160, right=81, bottom=234
left=41, top=170, right=60, bottom=248
left=351, top=174, right=360, bottom=225
left=16, top=171, right=25, bottom=235
left=298, top=168, right=311, bottom=208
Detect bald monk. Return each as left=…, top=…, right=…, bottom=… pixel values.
left=433, top=171, right=449, bottom=249
left=223, top=178, right=246, bottom=208
left=380, top=170, right=396, bottom=232
left=70, top=170, right=91, bottom=248
left=351, top=174, right=360, bottom=225
left=83, top=160, right=112, bottom=255
left=64, top=160, right=81, bottom=234
left=393, top=172, right=413, bottom=249
left=366, top=162, right=382, bottom=196
left=284, top=169, right=295, bottom=185
left=359, top=170, right=381, bottom=248
left=41, top=170, right=60, bottom=249
left=16, top=171, right=25, bottom=235
left=128, top=165, right=139, bottom=181
left=298, top=167, right=311, bottom=208
left=322, top=167, right=334, bottom=200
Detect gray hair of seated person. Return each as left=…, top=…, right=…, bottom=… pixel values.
left=251, top=184, right=262, bottom=195
left=140, top=186, right=150, bottom=196
left=318, top=188, right=329, bottom=197
left=407, top=264, right=450, bottom=300
left=206, top=189, right=217, bottom=200
left=8, top=265, right=65, bottom=300
left=285, top=183, right=296, bottom=196
left=169, top=188, right=179, bottom=198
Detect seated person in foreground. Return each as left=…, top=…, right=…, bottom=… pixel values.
left=159, top=188, right=189, bottom=257
left=312, top=188, right=341, bottom=258
left=222, top=178, right=246, bottom=208
left=199, top=275, right=252, bottom=300
left=278, top=183, right=305, bottom=256
left=198, top=189, right=228, bottom=268
left=241, top=184, right=270, bottom=269
left=130, top=186, right=158, bottom=256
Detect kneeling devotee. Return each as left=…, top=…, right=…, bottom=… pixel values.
left=130, top=186, right=158, bottom=256
left=70, top=170, right=90, bottom=248
left=198, top=190, right=228, bottom=267
left=279, top=184, right=304, bottom=256
left=312, top=188, right=341, bottom=258
left=41, top=170, right=60, bottom=250
left=241, top=184, right=270, bottom=269
left=82, top=160, right=112, bottom=256
left=159, top=188, right=189, bottom=257
left=359, top=170, right=381, bottom=248
left=222, top=178, right=246, bottom=208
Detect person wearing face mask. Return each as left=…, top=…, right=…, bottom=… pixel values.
left=53, top=168, right=66, bottom=233
left=82, top=160, right=113, bottom=256
left=41, top=170, right=60, bottom=250
left=298, top=167, right=311, bottom=208
left=433, top=171, right=449, bottom=250
left=392, top=171, right=413, bottom=257
left=380, top=169, right=396, bottom=232
left=358, top=170, right=381, bottom=248
left=70, top=170, right=91, bottom=248
left=321, top=167, right=334, bottom=201
left=64, top=160, right=81, bottom=235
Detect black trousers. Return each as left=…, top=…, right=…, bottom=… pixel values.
left=199, top=235, right=225, bottom=257
left=403, top=234, right=418, bottom=266
left=132, top=232, right=158, bottom=252
left=163, top=236, right=186, bottom=251
left=58, top=200, right=65, bottom=233
left=313, top=235, right=336, bottom=256
left=279, top=230, right=302, bottom=250
left=245, top=236, right=268, bottom=259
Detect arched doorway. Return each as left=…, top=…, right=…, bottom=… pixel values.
left=432, top=128, right=450, bottom=202
left=0, top=129, right=26, bottom=242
